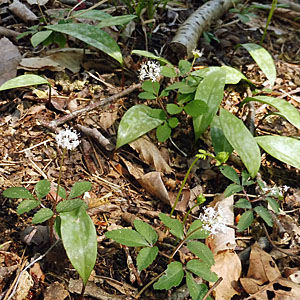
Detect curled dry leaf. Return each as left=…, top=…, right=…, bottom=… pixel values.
left=44, top=282, right=69, bottom=300
left=129, top=136, right=172, bottom=174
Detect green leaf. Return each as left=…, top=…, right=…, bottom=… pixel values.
left=134, top=219, right=158, bottom=245
left=98, top=15, right=137, bottom=28
left=60, top=206, right=97, bottom=285
left=177, top=93, right=195, bottom=105
left=153, top=262, right=184, bottom=290
left=132, top=50, right=172, bottom=66
left=186, top=260, right=218, bottom=282
left=179, top=85, right=196, bottom=94
left=56, top=199, right=84, bottom=213
left=142, top=80, right=160, bottom=94
left=193, top=69, right=226, bottom=140
left=45, top=23, right=123, bottom=64
left=165, top=81, right=187, bottom=91
left=242, top=96, right=300, bottom=131
left=156, top=123, right=171, bottom=142
left=255, top=136, right=300, bottom=169
left=0, top=75, right=49, bottom=91
left=187, top=241, right=215, bottom=266
left=186, top=220, right=209, bottom=240
left=57, top=186, right=67, bottom=199
left=220, top=109, right=261, bottom=178
left=72, top=10, right=111, bottom=20
left=266, top=197, right=280, bottom=214
left=220, top=165, right=240, bottom=184
left=184, top=100, right=208, bottom=117
left=161, top=65, right=177, bottom=77
left=35, top=180, right=51, bottom=200
left=31, top=30, right=52, bottom=47
left=137, top=246, right=159, bottom=271
left=241, top=43, right=276, bottom=86
left=138, top=92, right=157, bottom=99
left=210, top=116, right=233, bottom=155
left=179, top=60, right=191, bottom=76
left=241, top=170, right=254, bottom=186
left=3, top=187, right=35, bottom=199
left=159, top=213, right=184, bottom=239
left=237, top=210, right=254, bottom=232
left=186, top=272, right=211, bottom=300
left=116, top=105, right=164, bottom=148
left=168, top=117, right=179, bottom=128
left=147, top=108, right=166, bottom=120
left=224, top=183, right=243, bottom=197
left=68, top=181, right=91, bottom=199
left=32, top=208, right=54, bottom=224
left=235, top=198, right=252, bottom=209
left=166, top=104, right=183, bottom=115
left=17, top=200, right=40, bottom=214
left=54, top=216, right=62, bottom=238
left=192, top=66, right=248, bottom=85
left=105, top=229, right=149, bottom=247
left=254, top=206, right=273, bottom=227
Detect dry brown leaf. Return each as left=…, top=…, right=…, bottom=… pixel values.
left=138, top=171, right=170, bottom=204
left=211, top=250, right=241, bottom=300
left=100, top=111, right=118, bottom=130
left=15, top=271, right=33, bottom=300
left=44, top=281, right=69, bottom=300
left=20, top=57, right=64, bottom=72
left=129, top=136, right=172, bottom=174
left=0, top=37, right=21, bottom=85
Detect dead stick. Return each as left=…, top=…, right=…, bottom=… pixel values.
left=40, top=83, right=141, bottom=129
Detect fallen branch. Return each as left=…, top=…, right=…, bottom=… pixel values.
left=40, top=83, right=141, bottom=129
left=169, top=0, right=234, bottom=60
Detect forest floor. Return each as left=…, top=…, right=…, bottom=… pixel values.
left=1, top=0, right=300, bottom=299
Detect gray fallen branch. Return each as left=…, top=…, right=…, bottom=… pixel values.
left=278, top=0, right=300, bottom=13
left=170, top=0, right=234, bottom=60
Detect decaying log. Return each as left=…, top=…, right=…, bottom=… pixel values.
left=169, top=0, right=234, bottom=60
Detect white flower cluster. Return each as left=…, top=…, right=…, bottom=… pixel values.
left=192, top=48, right=204, bottom=58
left=199, top=206, right=227, bottom=235
left=139, top=60, right=161, bottom=82
left=55, top=127, right=80, bottom=150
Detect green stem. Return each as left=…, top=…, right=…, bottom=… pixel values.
left=170, top=156, right=200, bottom=217
left=182, top=202, right=202, bottom=225
left=260, top=0, right=277, bottom=45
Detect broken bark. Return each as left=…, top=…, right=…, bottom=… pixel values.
left=169, top=0, right=234, bottom=61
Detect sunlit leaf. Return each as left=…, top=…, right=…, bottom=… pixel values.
left=166, top=104, right=183, bottom=115
left=31, top=30, right=52, bottom=47
left=131, top=50, right=172, bottom=66
left=0, top=75, right=49, bottom=91
left=235, top=198, right=252, bottom=209
left=72, top=10, right=111, bottom=20
left=266, top=197, right=280, bottom=214
left=56, top=199, right=84, bottom=213
left=220, top=109, right=261, bottom=178
left=224, top=183, right=243, bottom=197
left=17, top=200, right=40, bottom=214
left=45, top=23, right=123, bottom=64
left=3, top=187, right=35, bottom=199
left=242, top=96, right=300, bottom=131
left=255, top=136, right=300, bottom=169
left=187, top=241, right=215, bottom=266
left=186, top=272, right=211, bottom=300
left=98, top=15, right=137, bottom=27
left=60, top=206, right=97, bottom=285
left=184, top=100, right=208, bottom=117
left=32, top=208, right=53, bottom=224
left=193, top=69, right=226, bottom=140
left=116, top=105, right=164, bottom=148
left=241, top=43, right=276, bottom=86
left=220, top=165, right=240, bottom=184
left=186, top=220, right=209, bottom=240
left=156, top=123, right=171, bottom=142
left=153, top=262, right=184, bottom=290
left=35, top=180, right=51, bottom=200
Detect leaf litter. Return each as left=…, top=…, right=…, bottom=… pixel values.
left=0, top=0, right=300, bottom=299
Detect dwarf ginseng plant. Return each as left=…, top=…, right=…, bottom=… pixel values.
left=2, top=127, right=97, bottom=290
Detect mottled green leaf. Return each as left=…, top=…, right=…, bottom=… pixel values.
left=17, top=200, right=40, bottom=214
left=0, top=75, right=49, bottom=91
left=98, top=15, right=137, bottom=27
left=68, top=181, right=91, bottom=199
left=60, top=206, right=97, bottom=285
left=220, top=109, right=261, bottom=178
left=31, top=30, right=52, bottom=47
left=56, top=199, right=84, bottom=213
left=45, top=23, right=123, bottom=64
left=242, top=43, right=276, bottom=86
left=193, top=69, right=226, bottom=140
left=255, top=136, right=300, bottom=169
left=116, top=105, right=164, bottom=148
left=3, top=187, right=35, bottom=199
left=35, top=180, right=51, bottom=200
